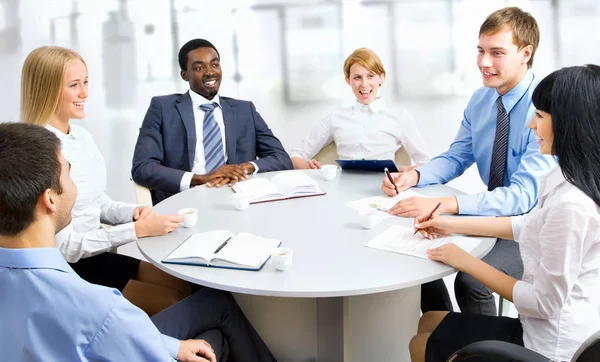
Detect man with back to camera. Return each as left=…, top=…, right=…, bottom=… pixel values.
left=381, top=7, right=555, bottom=315
left=132, top=38, right=292, bottom=204
left=0, top=123, right=277, bottom=362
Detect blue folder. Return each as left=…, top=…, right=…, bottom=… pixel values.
left=335, top=159, right=398, bottom=172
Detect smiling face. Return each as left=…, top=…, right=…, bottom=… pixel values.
left=345, top=63, right=385, bottom=105
left=528, top=109, right=554, bottom=154
left=181, top=47, right=222, bottom=100
left=56, top=59, right=88, bottom=121
left=477, top=29, right=531, bottom=95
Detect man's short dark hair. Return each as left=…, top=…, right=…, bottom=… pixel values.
left=178, top=38, right=220, bottom=71
left=0, top=123, right=63, bottom=236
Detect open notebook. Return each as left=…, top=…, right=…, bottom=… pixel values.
left=162, top=230, right=281, bottom=271
left=232, top=172, right=325, bottom=203
left=365, top=225, right=481, bottom=259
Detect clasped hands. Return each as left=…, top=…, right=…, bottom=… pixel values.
left=191, top=163, right=255, bottom=188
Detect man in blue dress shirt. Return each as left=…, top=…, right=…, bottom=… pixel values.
left=0, top=123, right=276, bottom=362
left=381, top=7, right=555, bottom=315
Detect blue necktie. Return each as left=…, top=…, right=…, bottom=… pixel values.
left=200, top=103, right=225, bottom=173
left=488, top=96, right=509, bottom=191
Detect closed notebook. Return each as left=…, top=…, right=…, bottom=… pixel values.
left=232, top=172, right=325, bottom=203
left=162, top=230, right=281, bottom=271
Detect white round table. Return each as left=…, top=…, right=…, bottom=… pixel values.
left=139, top=169, right=495, bottom=362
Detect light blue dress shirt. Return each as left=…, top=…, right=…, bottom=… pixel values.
left=416, top=70, right=555, bottom=216
left=0, top=247, right=180, bottom=361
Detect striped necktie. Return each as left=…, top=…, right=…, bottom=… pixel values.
left=488, top=96, right=509, bottom=191
left=200, top=102, right=225, bottom=173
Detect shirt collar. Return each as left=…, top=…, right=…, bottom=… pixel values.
left=189, top=90, right=221, bottom=109
left=539, top=166, right=567, bottom=204
left=46, top=124, right=82, bottom=140
left=0, top=246, right=75, bottom=274
left=352, top=97, right=387, bottom=113
left=496, top=69, right=535, bottom=114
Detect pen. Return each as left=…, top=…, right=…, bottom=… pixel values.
left=384, top=167, right=400, bottom=195
left=414, top=202, right=442, bottom=235
left=214, top=236, right=232, bottom=254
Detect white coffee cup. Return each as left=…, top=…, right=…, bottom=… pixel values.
left=231, top=192, right=251, bottom=211
left=360, top=210, right=379, bottom=229
left=321, top=164, right=338, bottom=181
left=272, top=247, right=294, bottom=271
left=178, top=208, right=198, bottom=228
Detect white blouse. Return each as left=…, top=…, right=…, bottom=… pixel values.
left=47, top=125, right=139, bottom=263
left=289, top=98, right=430, bottom=164
left=511, top=166, right=600, bottom=361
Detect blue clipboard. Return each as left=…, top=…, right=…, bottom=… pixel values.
left=335, top=159, right=398, bottom=172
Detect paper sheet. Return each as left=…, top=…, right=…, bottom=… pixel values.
left=365, top=225, right=481, bottom=259
left=345, top=189, right=424, bottom=220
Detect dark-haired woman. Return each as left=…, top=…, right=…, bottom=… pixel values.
left=409, top=64, right=600, bottom=362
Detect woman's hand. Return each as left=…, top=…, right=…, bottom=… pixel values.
left=135, top=214, right=183, bottom=238
left=133, top=206, right=155, bottom=221
left=426, top=243, right=476, bottom=272
left=414, top=215, right=456, bottom=239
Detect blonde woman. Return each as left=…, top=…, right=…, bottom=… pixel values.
left=20, top=46, right=191, bottom=316
left=290, top=48, right=430, bottom=169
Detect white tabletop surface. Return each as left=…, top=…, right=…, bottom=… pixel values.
left=139, top=169, right=495, bottom=298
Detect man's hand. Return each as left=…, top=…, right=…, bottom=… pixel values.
left=177, top=339, right=216, bottom=362
left=388, top=196, right=458, bottom=218
left=381, top=170, right=419, bottom=196
left=134, top=214, right=183, bottom=238
left=132, top=206, right=155, bottom=221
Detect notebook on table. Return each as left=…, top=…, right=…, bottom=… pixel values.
left=232, top=171, right=325, bottom=204
left=162, top=230, right=281, bottom=271
left=365, top=225, right=481, bottom=259
left=335, top=159, right=398, bottom=172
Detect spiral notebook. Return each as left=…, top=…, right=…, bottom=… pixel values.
left=162, top=230, right=281, bottom=271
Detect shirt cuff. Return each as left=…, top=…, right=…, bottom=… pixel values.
left=161, top=334, right=180, bottom=360
left=107, top=222, right=138, bottom=246
left=510, top=215, right=525, bottom=242
left=455, top=194, right=478, bottom=215
left=250, top=161, right=259, bottom=174
left=512, top=280, right=540, bottom=318
left=414, top=164, right=435, bottom=186
left=180, top=172, right=194, bottom=192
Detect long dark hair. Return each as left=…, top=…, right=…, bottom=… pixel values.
left=532, top=64, right=600, bottom=207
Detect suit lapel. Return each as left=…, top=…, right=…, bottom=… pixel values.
left=176, top=91, right=196, bottom=171
left=220, top=98, right=237, bottom=163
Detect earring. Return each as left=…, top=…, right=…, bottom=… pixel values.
left=379, top=83, right=382, bottom=87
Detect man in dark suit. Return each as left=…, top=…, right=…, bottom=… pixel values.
left=132, top=38, right=292, bottom=204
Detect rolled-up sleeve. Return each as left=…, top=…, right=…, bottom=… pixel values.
left=512, top=204, right=588, bottom=319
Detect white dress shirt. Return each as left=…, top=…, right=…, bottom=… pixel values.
left=47, top=125, right=139, bottom=263
left=180, top=91, right=258, bottom=191
left=289, top=98, right=430, bottom=164
left=511, top=166, right=600, bottom=361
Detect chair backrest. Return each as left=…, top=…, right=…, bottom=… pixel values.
left=573, top=329, right=600, bottom=362
left=313, top=142, right=411, bottom=167
left=133, top=181, right=153, bottom=206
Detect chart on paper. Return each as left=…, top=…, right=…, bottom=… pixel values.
left=345, top=189, right=425, bottom=220
left=365, top=225, right=481, bottom=259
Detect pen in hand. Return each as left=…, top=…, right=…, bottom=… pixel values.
left=414, top=202, right=442, bottom=235
left=214, top=236, right=232, bottom=254
left=384, top=167, right=400, bottom=195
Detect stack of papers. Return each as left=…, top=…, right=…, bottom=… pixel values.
left=365, top=225, right=481, bottom=259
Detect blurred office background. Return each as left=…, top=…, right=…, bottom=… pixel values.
left=1, top=0, right=599, bottom=203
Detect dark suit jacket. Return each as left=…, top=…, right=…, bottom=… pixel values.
left=131, top=92, right=292, bottom=204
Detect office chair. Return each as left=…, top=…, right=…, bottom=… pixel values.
left=448, top=329, right=600, bottom=362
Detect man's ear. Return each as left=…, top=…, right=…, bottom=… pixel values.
left=521, top=45, right=533, bottom=64
left=40, top=189, right=57, bottom=214
left=180, top=70, right=189, bottom=82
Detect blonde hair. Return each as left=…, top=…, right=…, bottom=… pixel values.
left=343, top=48, right=386, bottom=79
left=20, top=46, right=85, bottom=126
left=479, top=7, right=539, bottom=68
